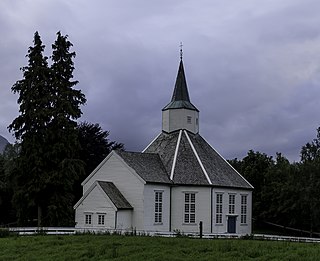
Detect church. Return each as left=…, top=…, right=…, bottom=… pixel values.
left=74, top=54, right=253, bottom=235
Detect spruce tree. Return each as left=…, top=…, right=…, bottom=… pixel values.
left=8, top=32, right=51, bottom=225
left=9, top=31, right=86, bottom=226
left=44, top=32, right=86, bottom=226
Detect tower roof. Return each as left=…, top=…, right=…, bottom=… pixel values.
left=162, top=60, right=199, bottom=111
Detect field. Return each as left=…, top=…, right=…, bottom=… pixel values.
left=0, top=234, right=320, bottom=261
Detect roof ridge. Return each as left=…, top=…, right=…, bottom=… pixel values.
left=183, top=130, right=212, bottom=185
left=170, top=129, right=182, bottom=180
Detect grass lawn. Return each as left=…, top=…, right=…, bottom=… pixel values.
left=0, top=234, right=320, bottom=261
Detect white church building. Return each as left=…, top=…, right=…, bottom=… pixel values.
left=74, top=56, right=253, bottom=235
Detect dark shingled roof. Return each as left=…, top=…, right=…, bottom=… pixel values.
left=162, top=60, right=198, bottom=112
left=173, top=133, right=209, bottom=185
left=188, top=133, right=252, bottom=188
left=98, top=181, right=133, bottom=209
left=144, top=131, right=252, bottom=189
left=116, top=151, right=172, bottom=184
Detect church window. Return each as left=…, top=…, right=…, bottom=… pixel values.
left=229, top=194, right=235, bottom=214
left=85, top=214, right=92, bottom=225
left=216, top=193, right=223, bottom=224
left=187, top=116, right=192, bottom=124
left=98, top=214, right=105, bottom=225
left=241, top=195, right=247, bottom=224
left=154, top=191, right=163, bottom=223
left=184, top=193, right=196, bottom=223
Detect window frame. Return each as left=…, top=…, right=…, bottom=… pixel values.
left=85, top=213, right=92, bottom=225
left=154, top=191, right=163, bottom=224
left=216, top=193, right=223, bottom=224
left=228, top=194, right=235, bottom=214
left=184, top=192, right=196, bottom=224
left=240, top=194, right=248, bottom=224
left=98, top=214, right=105, bottom=225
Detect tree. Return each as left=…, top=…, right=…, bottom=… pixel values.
left=0, top=143, right=20, bottom=225
left=300, top=127, right=320, bottom=162
left=299, top=127, right=320, bottom=234
left=8, top=31, right=86, bottom=226
left=8, top=31, right=52, bottom=226
left=77, top=122, right=124, bottom=175
left=41, top=31, right=86, bottom=226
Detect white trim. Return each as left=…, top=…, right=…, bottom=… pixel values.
left=200, top=136, right=254, bottom=189
left=184, top=130, right=212, bottom=185
left=82, top=150, right=146, bottom=188
left=142, top=132, right=161, bottom=153
left=170, top=130, right=182, bottom=180
left=81, top=150, right=116, bottom=186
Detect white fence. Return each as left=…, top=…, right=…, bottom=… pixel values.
left=6, top=227, right=320, bottom=243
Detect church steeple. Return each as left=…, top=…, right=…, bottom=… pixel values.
left=162, top=60, right=198, bottom=112
left=162, top=51, right=199, bottom=134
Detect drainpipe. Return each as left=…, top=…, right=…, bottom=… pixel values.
left=115, top=211, right=118, bottom=229
left=169, top=186, right=172, bottom=231
left=210, top=188, right=213, bottom=233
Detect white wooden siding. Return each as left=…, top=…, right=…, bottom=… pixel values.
left=75, top=186, right=116, bottom=229
left=143, top=184, right=170, bottom=232
left=82, top=152, right=145, bottom=230
left=212, top=188, right=252, bottom=235
left=171, top=186, right=211, bottom=233
left=117, top=210, right=132, bottom=230
left=162, top=109, right=199, bottom=134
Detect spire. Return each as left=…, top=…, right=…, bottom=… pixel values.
left=162, top=51, right=198, bottom=111
left=171, top=60, right=190, bottom=102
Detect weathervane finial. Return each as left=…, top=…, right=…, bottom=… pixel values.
left=179, top=42, right=183, bottom=60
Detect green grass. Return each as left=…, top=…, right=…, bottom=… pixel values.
left=0, top=234, right=320, bottom=261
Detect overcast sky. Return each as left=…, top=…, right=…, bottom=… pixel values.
left=1, top=0, right=320, bottom=162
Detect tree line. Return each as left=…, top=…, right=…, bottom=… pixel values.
left=0, top=32, right=122, bottom=227
left=229, top=127, right=320, bottom=235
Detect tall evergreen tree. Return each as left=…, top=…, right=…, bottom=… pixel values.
left=43, top=31, right=86, bottom=226
left=8, top=32, right=51, bottom=225
left=9, top=31, right=86, bottom=226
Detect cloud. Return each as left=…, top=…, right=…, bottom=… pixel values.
left=1, top=0, right=320, bottom=162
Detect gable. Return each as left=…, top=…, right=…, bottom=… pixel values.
left=81, top=151, right=146, bottom=192
left=74, top=181, right=132, bottom=210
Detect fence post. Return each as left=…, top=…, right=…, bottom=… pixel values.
left=199, top=221, right=203, bottom=239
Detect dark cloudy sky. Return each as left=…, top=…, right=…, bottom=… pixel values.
left=1, top=0, right=320, bottom=162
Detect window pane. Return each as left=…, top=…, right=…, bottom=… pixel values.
left=185, top=193, right=189, bottom=202
left=191, top=194, right=195, bottom=203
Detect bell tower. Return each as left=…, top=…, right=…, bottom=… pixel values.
left=162, top=48, right=199, bottom=134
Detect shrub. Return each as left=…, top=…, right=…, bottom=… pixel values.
left=0, top=228, right=11, bottom=238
